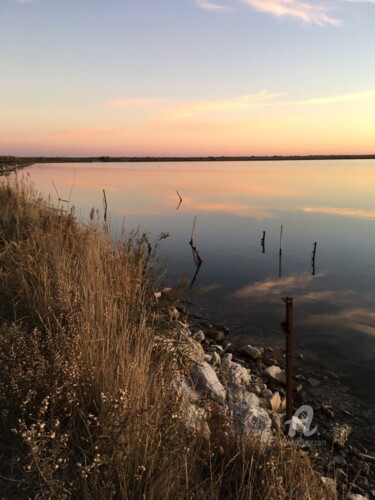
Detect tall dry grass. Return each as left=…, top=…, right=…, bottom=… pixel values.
left=0, top=178, right=334, bottom=499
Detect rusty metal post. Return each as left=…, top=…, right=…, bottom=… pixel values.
left=282, top=297, right=293, bottom=422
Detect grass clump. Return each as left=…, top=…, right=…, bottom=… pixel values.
left=0, top=178, right=334, bottom=499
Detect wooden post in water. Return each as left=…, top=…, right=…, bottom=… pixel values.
left=281, top=297, right=294, bottom=423
left=261, top=230, right=266, bottom=253
left=311, top=242, right=317, bottom=275
left=279, top=225, right=283, bottom=277
left=279, top=225, right=283, bottom=256
left=103, top=189, right=108, bottom=223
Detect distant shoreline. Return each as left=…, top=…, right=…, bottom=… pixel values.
left=1, top=154, right=375, bottom=169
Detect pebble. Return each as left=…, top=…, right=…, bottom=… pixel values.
left=307, top=377, right=320, bottom=387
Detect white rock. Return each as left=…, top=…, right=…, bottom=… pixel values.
left=222, top=352, right=233, bottom=363
left=230, top=362, right=251, bottom=386
left=210, top=351, right=221, bottom=367
left=182, top=403, right=210, bottom=438
left=190, top=361, right=226, bottom=404
left=193, top=330, right=205, bottom=342
left=231, top=402, right=272, bottom=443
left=227, top=383, right=260, bottom=406
left=252, top=385, right=262, bottom=395
left=177, top=332, right=205, bottom=363
left=241, top=345, right=262, bottom=361
left=172, top=376, right=201, bottom=404
left=207, top=345, right=224, bottom=354
left=263, top=365, right=286, bottom=385
left=347, top=495, right=368, bottom=500
left=321, top=476, right=336, bottom=491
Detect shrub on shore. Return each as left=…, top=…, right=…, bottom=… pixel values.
left=0, top=178, right=333, bottom=499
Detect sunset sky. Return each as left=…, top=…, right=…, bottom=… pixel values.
left=1, top=0, right=375, bottom=156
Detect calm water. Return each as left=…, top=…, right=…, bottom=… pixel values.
left=25, top=160, right=375, bottom=410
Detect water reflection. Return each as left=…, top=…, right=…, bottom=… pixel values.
left=232, top=273, right=319, bottom=299
left=176, top=190, right=183, bottom=210
left=25, top=159, right=375, bottom=416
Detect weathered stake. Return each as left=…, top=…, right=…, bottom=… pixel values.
left=279, top=224, right=283, bottom=256
left=281, top=296, right=293, bottom=422
left=103, top=189, right=108, bottom=222
left=261, top=230, right=266, bottom=253
left=311, top=242, right=317, bottom=275
left=278, top=225, right=284, bottom=277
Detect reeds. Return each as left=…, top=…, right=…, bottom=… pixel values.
left=0, top=177, right=334, bottom=499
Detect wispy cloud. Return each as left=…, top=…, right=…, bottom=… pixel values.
left=340, top=0, right=375, bottom=3
left=299, top=89, right=375, bottom=105
left=49, top=127, right=117, bottom=138
left=196, top=0, right=233, bottom=11
left=240, top=0, right=342, bottom=26
left=105, top=91, right=282, bottom=123
left=156, top=91, right=283, bottom=121
left=106, top=98, right=164, bottom=108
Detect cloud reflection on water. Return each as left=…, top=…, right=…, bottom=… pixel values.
left=233, top=274, right=375, bottom=341
left=232, top=273, right=319, bottom=298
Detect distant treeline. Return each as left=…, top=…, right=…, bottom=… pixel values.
left=1, top=154, right=375, bottom=167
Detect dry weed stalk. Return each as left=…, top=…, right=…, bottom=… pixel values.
left=0, top=178, right=333, bottom=499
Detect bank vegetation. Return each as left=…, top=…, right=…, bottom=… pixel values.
left=0, top=178, right=333, bottom=499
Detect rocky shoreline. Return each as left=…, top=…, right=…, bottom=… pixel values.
left=156, top=289, right=375, bottom=499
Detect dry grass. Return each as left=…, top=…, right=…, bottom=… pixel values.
left=0, top=178, right=335, bottom=499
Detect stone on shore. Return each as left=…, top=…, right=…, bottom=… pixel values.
left=231, top=402, right=272, bottom=443
left=182, top=403, right=210, bottom=439
left=331, top=423, right=352, bottom=447
left=177, top=331, right=205, bottom=363
left=241, top=345, right=262, bottom=361
left=190, top=361, right=226, bottom=405
left=263, top=365, right=286, bottom=385
left=193, top=330, right=205, bottom=342
left=270, top=391, right=282, bottom=412
left=307, top=377, right=320, bottom=387
left=210, top=351, right=221, bottom=367
left=229, top=362, right=251, bottom=386
left=206, top=329, right=225, bottom=342
left=227, top=383, right=260, bottom=406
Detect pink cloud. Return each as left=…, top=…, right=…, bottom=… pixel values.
left=241, top=0, right=342, bottom=26
left=49, top=127, right=117, bottom=138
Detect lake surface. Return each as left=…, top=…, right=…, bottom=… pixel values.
left=24, top=160, right=375, bottom=427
